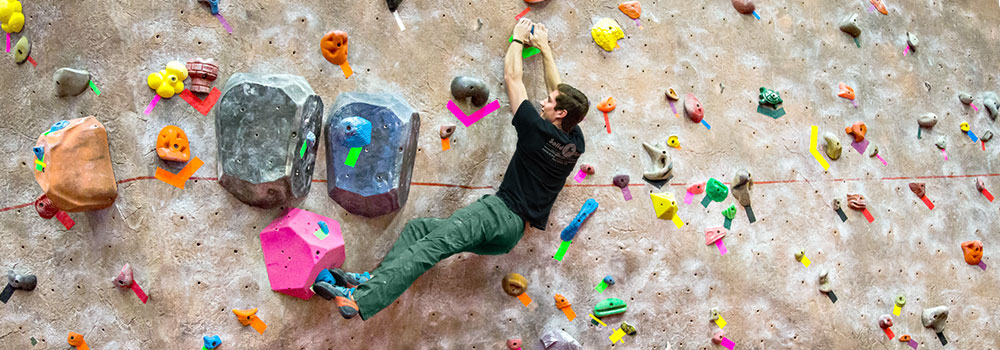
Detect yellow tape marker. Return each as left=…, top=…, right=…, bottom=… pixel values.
left=800, top=256, right=811, bottom=267
left=809, top=125, right=830, bottom=171
left=589, top=314, right=608, bottom=327
left=892, top=305, right=901, bottom=316
left=715, top=315, right=727, bottom=329
left=671, top=214, right=684, bottom=228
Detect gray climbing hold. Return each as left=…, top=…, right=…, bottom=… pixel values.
left=906, top=32, right=918, bottom=50
left=935, top=136, right=946, bottom=150
left=640, top=142, right=673, bottom=181
left=53, top=68, right=91, bottom=97
left=868, top=144, right=879, bottom=158
left=918, top=113, right=938, bottom=128
left=215, top=73, right=324, bottom=208
left=839, top=14, right=861, bottom=38
left=13, top=36, right=29, bottom=64
left=921, top=306, right=949, bottom=333
left=818, top=269, right=832, bottom=293
left=959, top=92, right=974, bottom=105
left=981, top=130, right=993, bottom=142
left=539, top=329, right=583, bottom=350
left=7, top=270, right=36, bottom=291
left=730, top=170, right=753, bottom=207
left=450, top=76, right=490, bottom=107
left=823, top=132, right=842, bottom=160
left=325, top=92, right=420, bottom=217
left=982, top=92, right=999, bottom=120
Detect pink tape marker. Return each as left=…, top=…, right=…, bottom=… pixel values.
left=683, top=192, right=694, bottom=204
left=978, top=261, right=987, bottom=270
left=721, top=337, right=735, bottom=350
left=868, top=4, right=876, bottom=12
left=903, top=46, right=909, bottom=56
left=876, top=154, right=887, bottom=166
left=862, top=208, right=874, bottom=223
left=215, top=14, right=233, bottom=33
left=981, top=188, right=994, bottom=202
left=574, top=170, right=587, bottom=183
left=144, top=94, right=161, bottom=114
left=715, top=240, right=728, bottom=255
left=908, top=339, right=919, bottom=349
left=941, top=149, right=948, bottom=161
left=850, top=99, right=859, bottom=108
left=131, top=282, right=149, bottom=304
left=5, top=32, right=9, bottom=52
left=448, top=100, right=500, bottom=127
left=621, top=187, right=632, bottom=201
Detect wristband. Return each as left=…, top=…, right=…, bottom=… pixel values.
left=512, top=38, right=525, bottom=46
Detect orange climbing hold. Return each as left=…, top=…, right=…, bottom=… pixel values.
left=67, top=332, right=89, bottom=350
left=597, top=97, right=616, bottom=134
left=845, top=121, right=867, bottom=142
left=618, top=1, right=641, bottom=19
left=320, top=30, right=353, bottom=78
left=156, top=125, right=191, bottom=163
left=870, top=0, right=888, bottom=15
left=837, top=82, right=855, bottom=100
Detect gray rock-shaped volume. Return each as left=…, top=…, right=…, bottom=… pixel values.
left=326, top=92, right=419, bottom=217
left=215, top=73, right=323, bottom=208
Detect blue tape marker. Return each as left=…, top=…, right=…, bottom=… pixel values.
left=752, top=10, right=760, bottom=20
left=701, top=119, right=712, bottom=130
left=967, top=131, right=979, bottom=142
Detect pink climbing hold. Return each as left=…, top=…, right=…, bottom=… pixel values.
left=259, top=208, right=346, bottom=300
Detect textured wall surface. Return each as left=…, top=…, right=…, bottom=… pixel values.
left=1, top=0, right=998, bottom=349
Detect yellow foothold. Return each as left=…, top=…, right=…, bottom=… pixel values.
left=667, top=135, right=681, bottom=148
left=960, top=122, right=971, bottom=132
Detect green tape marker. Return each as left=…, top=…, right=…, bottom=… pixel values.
left=345, top=147, right=362, bottom=167
left=594, top=281, right=609, bottom=293
left=89, top=80, right=101, bottom=96
left=508, top=35, right=540, bottom=58
left=553, top=240, right=571, bottom=261
left=700, top=195, right=713, bottom=207
left=34, top=155, right=43, bottom=171
left=299, top=140, right=307, bottom=158
left=31, top=337, right=37, bottom=346
left=853, top=37, right=860, bottom=48
left=313, top=229, right=328, bottom=241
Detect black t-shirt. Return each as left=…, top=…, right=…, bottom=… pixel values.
left=496, top=100, right=586, bottom=230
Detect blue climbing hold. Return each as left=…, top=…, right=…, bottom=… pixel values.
left=318, top=221, right=329, bottom=234
left=314, top=269, right=334, bottom=285
left=603, top=275, right=616, bottom=285
left=203, top=335, right=222, bottom=349
left=306, top=131, right=317, bottom=144
left=338, top=116, right=372, bottom=148
left=201, top=0, right=220, bottom=15
left=48, top=120, right=69, bottom=133
left=32, top=146, right=43, bottom=160
left=560, top=198, right=599, bottom=242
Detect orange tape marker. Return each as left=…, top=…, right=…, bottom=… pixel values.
left=516, top=293, right=533, bottom=307
left=155, top=157, right=204, bottom=189
left=442, top=137, right=451, bottom=151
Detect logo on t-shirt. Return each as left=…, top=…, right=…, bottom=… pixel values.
left=543, top=138, right=581, bottom=165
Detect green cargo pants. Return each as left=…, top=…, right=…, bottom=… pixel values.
left=354, top=195, right=525, bottom=320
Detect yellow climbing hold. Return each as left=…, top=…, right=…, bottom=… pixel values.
left=0, top=0, right=24, bottom=33
left=147, top=61, right=189, bottom=98
left=591, top=18, right=624, bottom=52
left=650, top=191, right=678, bottom=220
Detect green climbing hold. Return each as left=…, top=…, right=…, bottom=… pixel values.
left=758, top=87, right=782, bottom=106
left=706, top=178, right=729, bottom=202
left=594, top=298, right=627, bottom=317
left=722, top=204, right=736, bottom=220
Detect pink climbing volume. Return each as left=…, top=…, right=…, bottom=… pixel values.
left=448, top=100, right=500, bottom=127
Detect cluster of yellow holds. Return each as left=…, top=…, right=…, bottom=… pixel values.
left=591, top=18, right=624, bottom=52
left=0, top=0, right=24, bottom=33
left=147, top=61, right=189, bottom=98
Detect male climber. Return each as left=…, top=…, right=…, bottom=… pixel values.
left=313, top=18, right=590, bottom=321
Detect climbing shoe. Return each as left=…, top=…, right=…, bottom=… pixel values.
left=331, top=285, right=359, bottom=319
left=329, top=268, right=371, bottom=288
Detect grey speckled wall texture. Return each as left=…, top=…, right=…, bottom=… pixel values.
left=0, top=0, right=998, bottom=349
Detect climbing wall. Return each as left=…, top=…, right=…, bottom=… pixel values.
left=1, top=0, right=998, bottom=348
